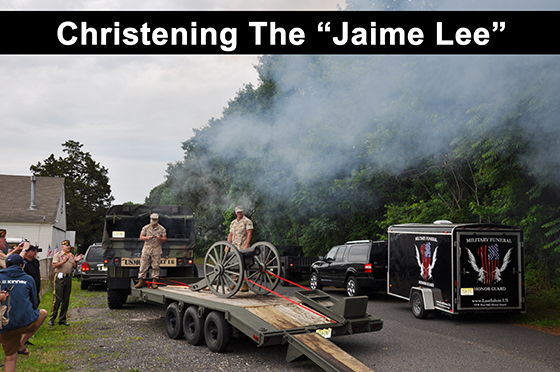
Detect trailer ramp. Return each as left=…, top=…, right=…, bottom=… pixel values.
left=284, top=290, right=378, bottom=372
left=286, top=332, right=374, bottom=372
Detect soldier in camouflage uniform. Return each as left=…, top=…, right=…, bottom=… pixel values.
left=227, top=206, right=253, bottom=292
left=135, top=213, right=167, bottom=290
left=228, top=206, right=253, bottom=250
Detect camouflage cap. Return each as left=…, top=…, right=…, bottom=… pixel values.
left=150, top=213, right=159, bottom=220
left=234, top=206, right=244, bottom=213
left=62, top=240, right=70, bottom=246
left=0, top=229, right=5, bottom=238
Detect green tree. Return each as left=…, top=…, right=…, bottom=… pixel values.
left=30, top=140, right=114, bottom=251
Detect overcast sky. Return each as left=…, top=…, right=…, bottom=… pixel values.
left=0, top=0, right=343, bottom=205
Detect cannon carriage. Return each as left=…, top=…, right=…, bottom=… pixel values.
left=190, top=241, right=281, bottom=298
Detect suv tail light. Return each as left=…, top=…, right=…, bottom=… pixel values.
left=81, top=262, right=90, bottom=272
left=364, top=263, right=372, bottom=273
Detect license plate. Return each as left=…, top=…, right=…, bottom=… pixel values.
left=316, top=328, right=332, bottom=339
left=98, top=264, right=107, bottom=271
left=121, top=257, right=177, bottom=267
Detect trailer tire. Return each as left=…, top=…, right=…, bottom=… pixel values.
left=280, top=266, right=290, bottom=286
left=165, top=302, right=185, bottom=339
left=346, top=276, right=362, bottom=297
left=204, top=311, right=231, bottom=353
left=411, top=291, right=429, bottom=319
left=107, top=288, right=124, bottom=309
left=310, top=272, right=323, bottom=290
left=184, top=306, right=205, bottom=345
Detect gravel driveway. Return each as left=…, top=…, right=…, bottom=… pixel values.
left=69, top=287, right=322, bottom=372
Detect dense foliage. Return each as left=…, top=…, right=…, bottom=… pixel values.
left=146, top=53, right=560, bottom=293
left=31, top=140, right=114, bottom=251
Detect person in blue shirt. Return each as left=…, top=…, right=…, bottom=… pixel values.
left=0, top=251, right=48, bottom=372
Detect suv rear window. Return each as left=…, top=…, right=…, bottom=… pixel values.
left=86, top=246, right=103, bottom=261
left=348, top=244, right=369, bottom=263
left=335, top=246, right=347, bottom=262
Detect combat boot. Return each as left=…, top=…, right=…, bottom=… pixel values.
left=151, top=278, right=159, bottom=289
left=134, top=279, right=144, bottom=288
left=240, top=282, right=249, bottom=292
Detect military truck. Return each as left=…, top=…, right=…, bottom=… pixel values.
left=275, top=245, right=318, bottom=286
left=102, top=204, right=198, bottom=309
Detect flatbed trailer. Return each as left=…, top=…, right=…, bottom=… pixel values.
left=131, top=277, right=383, bottom=372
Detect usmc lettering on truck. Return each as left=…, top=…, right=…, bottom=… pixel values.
left=121, top=257, right=177, bottom=267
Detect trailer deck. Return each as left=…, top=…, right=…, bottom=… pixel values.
left=131, top=277, right=382, bottom=372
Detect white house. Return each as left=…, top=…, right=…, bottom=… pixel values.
left=0, top=174, right=74, bottom=259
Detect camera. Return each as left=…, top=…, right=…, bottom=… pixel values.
left=21, top=239, right=42, bottom=252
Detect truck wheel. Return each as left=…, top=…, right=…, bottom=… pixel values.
left=310, top=272, right=323, bottom=290
left=280, top=266, right=290, bottom=286
left=184, top=306, right=205, bottom=345
left=204, top=311, right=231, bottom=353
left=346, top=276, right=362, bottom=297
left=121, top=290, right=129, bottom=305
left=165, top=302, right=185, bottom=339
left=107, top=288, right=124, bottom=309
left=192, top=264, right=199, bottom=278
left=411, top=291, right=429, bottom=319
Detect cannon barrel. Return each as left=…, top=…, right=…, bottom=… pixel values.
left=239, top=246, right=261, bottom=257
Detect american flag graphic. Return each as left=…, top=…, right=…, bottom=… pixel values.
left=478, top=244, right=500, bottom=285
left=420, top=242, right=431, bottom=281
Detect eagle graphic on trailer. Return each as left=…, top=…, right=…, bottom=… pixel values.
left=415, top=242, right=439, bottom=281
left=465, top=244, right=513, bottom=285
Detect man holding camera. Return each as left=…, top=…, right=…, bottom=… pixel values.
left=22, top=246, right=41, bottom=306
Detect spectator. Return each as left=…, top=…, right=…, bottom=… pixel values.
left=49, top=240, right=82, bottom=326
left=0, top=253, right=48, bottom=372
left=0, top=229, right=7, bottom=269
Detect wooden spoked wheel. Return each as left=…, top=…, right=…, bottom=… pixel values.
left=203, top=241, right=243, bottom=298
left=245, top=242, right=281, bottom=295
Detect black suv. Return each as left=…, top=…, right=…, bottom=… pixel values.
left=79, top=244, right=107, bottom=290
left=309, top=240, right=387, bottom=297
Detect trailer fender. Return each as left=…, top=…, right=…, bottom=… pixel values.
left=409, top=287, right=435, bottom=310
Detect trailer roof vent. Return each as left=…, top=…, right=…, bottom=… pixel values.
left=433, top=220, right=452, bottom=225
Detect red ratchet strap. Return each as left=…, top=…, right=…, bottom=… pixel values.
left=146, top=279, right=190, bottom=288
left=267, top=271, right=311, bottom=291
left=165, top=279, right=191, bottom=287
left=245, top=277, right=336, bottom=324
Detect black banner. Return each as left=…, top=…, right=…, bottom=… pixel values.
left=0, top=11, right=557, bottom=55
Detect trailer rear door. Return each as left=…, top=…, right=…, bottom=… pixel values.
left=457, top=230, right=524, bottom=311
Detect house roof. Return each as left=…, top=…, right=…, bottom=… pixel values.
left=0, top=174, right=65, bottom=224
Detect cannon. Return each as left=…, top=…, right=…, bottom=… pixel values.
left=190, top=241, right=281, bottom=298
